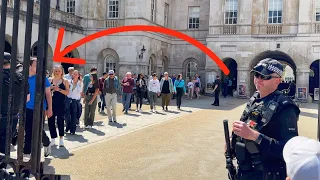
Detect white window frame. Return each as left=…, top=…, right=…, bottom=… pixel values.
left=151, top=0, right=156, bottom=22
left=186, top=61, right=198, bottom=79
left=224, top=0, right=238, bottom=25
left=108, top=0, right=119, bottom=19
left=66, top=0, right=75, bottom=15
left=188, top=6, right=200, bottom=29
left=316, top=0, right=320, bottom=21
left=104, top=55, right=117, bottom=74
left=164, top=3, right=169, bottom=27
left=268, top=0, right=283, bottom=24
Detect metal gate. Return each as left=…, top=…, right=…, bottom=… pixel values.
left=0, top=0, right=65, bottom=179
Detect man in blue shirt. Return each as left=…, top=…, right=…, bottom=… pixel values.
left=24, top=57, right=53, bottom=158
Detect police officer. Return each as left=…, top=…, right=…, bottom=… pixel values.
left=230, top=58, right=300, bottom=179
left=0, top=52, right=25, bottom=168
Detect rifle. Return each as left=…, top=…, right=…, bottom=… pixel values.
left=223, top=120, right=238, bottom=180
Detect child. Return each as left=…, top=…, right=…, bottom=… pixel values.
left=187, top=79, right=194, bottom=99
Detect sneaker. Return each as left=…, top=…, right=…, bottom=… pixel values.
left=139, top=109, right=142, bottom=113
left=50, top=138, right=56, bottom=146
left=136, top=109, right=139, bottom=112
left=101, top=111, right=106, bottom=115
left=109, top=119, right=112, bottom=123
left=59, top=138, right=64, bottom=147
left=44, top=145, right=51, bottom=157
left=23, top=154, right=31, bottom=161
left=152, top=109, right=156, bottom=113
left=85, top=125, right=90, bottom=129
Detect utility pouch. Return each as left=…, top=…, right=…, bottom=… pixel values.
left=235, top=142, right=246, bottom=162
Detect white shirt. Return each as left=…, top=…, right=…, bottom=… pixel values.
left=148, top=79, right=160, bottom=93
left=64, top=74, right=72, bottom=81
left=187, top=82, right=194, bottom=89
left=67, top=79, right=82, bottom=100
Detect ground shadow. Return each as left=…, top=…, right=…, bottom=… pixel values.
left=50, top=146, right=74, bottom=160
left=180, top=96, right=248, bottom=111
left=86, top=128, right=105, bottom=136
left=125, top=113, right=140, bottom=117
left=93, top=121, right=105, bottom=127
left=300, top=111, right=318, bottom=119
left=155, top=111, right=166, bottom=115
left=140, top=111, right=152, bottom=115
left=179, top=109, right=193, bottom=113
left=165, top=110, right=180, bottom=114
left=109, top=122, right=126, bottom=128
left=43, top=158, right=71, bottom=179
left=64, top=134, right=88, bottom=143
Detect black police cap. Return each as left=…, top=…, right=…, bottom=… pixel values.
left=3, top=52, right=11, bottom=64
left=250, top=58, right=284, bottom=77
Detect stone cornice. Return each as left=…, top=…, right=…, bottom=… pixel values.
left=1, top=5, right=85, bottom=34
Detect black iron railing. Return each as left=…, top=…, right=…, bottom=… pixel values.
left=0, top=0, right=67, bottom=179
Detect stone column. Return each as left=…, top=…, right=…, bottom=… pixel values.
left=296, top=68, right=310, bottom=102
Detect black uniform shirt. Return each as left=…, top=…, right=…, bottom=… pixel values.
left=253, top=91, right=299, bottom=163
left=1, top=69, right=25, bottom=116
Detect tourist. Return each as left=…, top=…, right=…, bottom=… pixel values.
left=25, top=57, right=52, bottom=158
left=103, top=70, right=120, bottom=123
left=83, top=73, right=99, bottom=129
left=64, top=67, right=74, bottom=80
left=121, top=72, right=134, bottom=114
left=187, top=78, right=194, bottom=99
left=65, top=70, right=82, bottom=135
left=48, top=65, right=70, bottom=147
left=98, top=72, right=108, bottom=114
left=174, top=74, right=187, bottom=110
left=160, top=72, right=175, bottom=111
left=148, top=73, right=160, bottom=113
left=135, top=73, right=147, bottom=112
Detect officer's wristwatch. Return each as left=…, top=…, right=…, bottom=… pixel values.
left=254, top=133, right=263, bottom=144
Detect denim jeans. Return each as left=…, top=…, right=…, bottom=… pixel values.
left=98, top=94, right=106, bottom=111
left=122, top=93, right=132, bottom=112
left=65, top=98, right=81, bottom=133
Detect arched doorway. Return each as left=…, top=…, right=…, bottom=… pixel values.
left=309, top=60, right=319, bottom=100
left=185, top=60, right=198, bottom=80
left=97, top=48, right=120, bottom=77
left=61, top=52, right=75, bottom=74
left=148, top=54, right=156, bottom=75
left=104, top=54, right=117, bottom=74
left=221, top=58, right=238, bottom=96
left=30, top=42, right=54, bottom=71
left=161, top=56, right=169, bottom=73
left=5, top=40, right=11, bottom=53
left=5, top=35, right=13, bottom=53
left=249, top=51, right=297, bottom=96
left=61, top=46, right=80, bottom=74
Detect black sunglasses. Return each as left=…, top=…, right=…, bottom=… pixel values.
left=254, top=72, right=280, bottom=80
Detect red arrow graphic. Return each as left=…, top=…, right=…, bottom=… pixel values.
left=53, top=25, right=230, bottom=75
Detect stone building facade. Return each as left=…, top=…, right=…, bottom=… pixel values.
left=2, top=0, right=319, bottom=99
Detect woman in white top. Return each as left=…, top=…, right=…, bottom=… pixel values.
left=65, top=70, right=83, bottom=135
left=148, top=73, right=161, bottom=113
left=187, top=79, right=194, bottom=99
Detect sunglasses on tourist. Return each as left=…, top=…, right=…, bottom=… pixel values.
left=254, top=72, right=280, bottom=80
